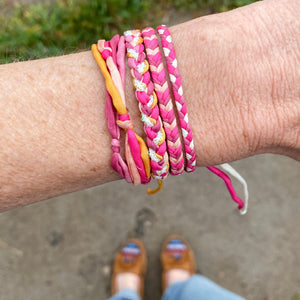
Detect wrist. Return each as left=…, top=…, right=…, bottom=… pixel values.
left=170, top=0, right=300, bottom=165
left=170, top=12, right=258, bottom=166
left=244, top=0, right=300, bottom=159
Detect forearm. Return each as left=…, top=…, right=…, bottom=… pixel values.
left=1, top=0, right=299, bottom=211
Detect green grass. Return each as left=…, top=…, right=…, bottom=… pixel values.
left=291, top=293, right=300, bottom=300
left=0, top=0, right=259, bottom=64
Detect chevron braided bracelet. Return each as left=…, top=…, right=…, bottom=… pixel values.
left=157, top=24, right=197, bottom=173
left=124, top=30, right=169, bottom=185
left=142, top=27, right=184, bottom=176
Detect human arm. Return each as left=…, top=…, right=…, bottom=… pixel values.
left=0, top=0, right=299, bottom=212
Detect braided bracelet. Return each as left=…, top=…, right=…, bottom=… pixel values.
left=142, top=27, right=184, bottom=176
left=156, top=25, right=248, bottom=213
left=124, top=30, right=169, bottom=185
left=157, top=25, right=196, bottom=173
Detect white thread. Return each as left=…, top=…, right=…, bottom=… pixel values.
left=149, top=148, right=160, bottom=162
left=163, top=47, right=171, bottom=57
left=141, top=113, right=154, bottom=127
left=166, top=35, right=172, bottom=43
left=133, top=35, right=140, bottom=45
left=147, top=94, right=154, bottom=108
left=127, top=48, right=139, bottom=60
left=161, top=164, right=169, bottom=174
left=220, top=163, right=249, bottom=215
left=172, top=58, right=178, bottom=68
left=183, top=114, right=189, bottom=123
left=186, top=153, right=192, bottom=160
left=178, top=86, right=183, bottom=96
left=153, top=129, right=163, bottom=144
left=137, top=61, right=146, bottom=73
left=170, top=74, right=176, bottom=83
left=181, top=128, right=188, bottom=138
left=189, top=140, right=194, bottom=150
left=134, top=79, right=146, bottom=91
left=176, top=102, right=182, bottom=111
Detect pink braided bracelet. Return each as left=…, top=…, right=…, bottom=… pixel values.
left=156, top=25, right=246, bottom=211
left=124, top=29, right=169, bottom=181
left=157, top=25, right=196, bottom=173
left=142, top=27, right=184, bottom=176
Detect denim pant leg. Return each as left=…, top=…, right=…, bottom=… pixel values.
left=107, top=289, right=141, bottom=300
left=163, top=275, right=246, bottom=300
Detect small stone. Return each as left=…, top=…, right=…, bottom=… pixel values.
left=218, top=271, right=225, bottom=279
left=102, top=265, right=111, bottom=276
left=46, top=231, right=64, bottom=247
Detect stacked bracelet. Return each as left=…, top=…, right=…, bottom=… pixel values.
left=142, top=27, right=184, bottom=176
left=100, top=35, right=132, bottom=183
left=91, top=25, right=249, bottom=214
left=157, top=25, right=196, bottom=173
left=124, top=30, right=169, bottom=183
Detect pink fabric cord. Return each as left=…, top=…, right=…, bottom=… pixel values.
left=142, top=27, right=184, bottom=176
left=100, top=36, right=149, bottom=185
left=110, top=36, right=143, bottom=185
left=207, top=166, right=244, bottom=210
left=102, top=37, right=132, bottom=183
left=157, top=25, right=196, bottom=173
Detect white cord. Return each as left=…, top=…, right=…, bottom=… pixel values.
left=220, top=163, right=249, bottom=215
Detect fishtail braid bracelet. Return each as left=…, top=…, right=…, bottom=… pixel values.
left=124, top=29, right=169, bottom=189
left=142, top=27, right=184, bottom=176
left=157, top=24, right=196, bottom=172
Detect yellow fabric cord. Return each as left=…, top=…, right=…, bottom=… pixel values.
left=147, top=180, right=163, bottom=195
left=91, top=44, right=127, bottom=115
left=135, top=134, right=151, bottom=179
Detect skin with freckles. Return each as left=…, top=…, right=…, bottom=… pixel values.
left=0, top=0, right=299, bottom=212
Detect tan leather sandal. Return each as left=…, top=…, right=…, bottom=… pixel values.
left=111, top=238, right=147, bottom=299
left=161, top=234, right=196, bottom=292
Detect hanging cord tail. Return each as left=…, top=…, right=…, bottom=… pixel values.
left=147, top=179, right=163, bottom=195
left=219, top=163, right=249, bottom=215
left=206, top=164, right=249, bottom=215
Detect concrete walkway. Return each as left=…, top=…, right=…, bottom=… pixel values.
left=0, top=154, right=299, bottom=300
